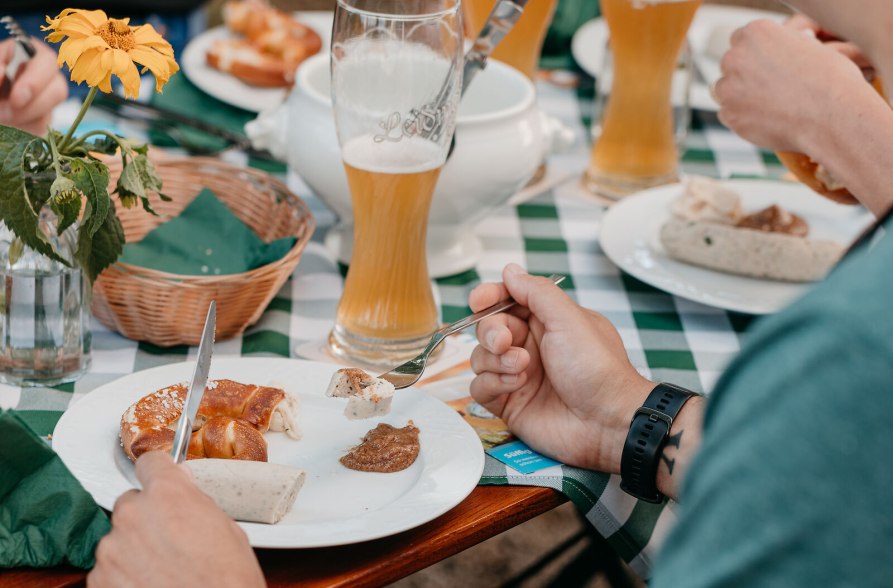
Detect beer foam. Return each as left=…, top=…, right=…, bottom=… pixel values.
left=342, top=135, right=445, bottom=174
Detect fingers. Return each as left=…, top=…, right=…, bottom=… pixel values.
left=501, top=263, right=578, bottom=327
left=7, top=41, right=64, bottom=110
left=468, top=281, right=507, bottom=312
left=470, top=370, right=528, bottom=407
left=0, top=41, right=12, bottom=85
left=826, top=41, right=874, bottom=70
left=111, top=488, right=140, bottom=520
left=784, top=13, right=820, bottom=33
left=475, top=311, right=529, bottom=354
left=134, top=450, right=191, bottom=490
left=5, top=74, right=68, bottom=131
left=471, top=344, right=529, bottom=377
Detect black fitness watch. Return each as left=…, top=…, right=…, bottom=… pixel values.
left=620, top=383, right=698, bottom=503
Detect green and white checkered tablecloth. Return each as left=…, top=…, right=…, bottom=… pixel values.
left=1, top=76, right=789, bottom=578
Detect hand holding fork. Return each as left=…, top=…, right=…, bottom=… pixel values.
left=1, top=16, right=68, bottom=135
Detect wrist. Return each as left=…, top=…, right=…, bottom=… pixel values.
left=596, top=374, right=654, bottom=475
left=619, top=383, right=703, bottom=503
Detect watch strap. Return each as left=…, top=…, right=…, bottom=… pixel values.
left=620, top=383, right=697, bottom=503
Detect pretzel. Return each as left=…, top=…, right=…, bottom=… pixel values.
left=120, top=379, right=300, bottom=462
left=776, top=152, right=858, bottom=205
left=207, top=0, right=322, bottom=87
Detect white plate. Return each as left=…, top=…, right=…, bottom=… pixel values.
left=180, top=11, right=333, bottom=113
left=570, top=5, right=786, bottom=112
left=52, top=357, right=484, bottom=548
left=599, top=180, right=874, bottom=315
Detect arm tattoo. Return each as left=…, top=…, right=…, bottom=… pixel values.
left=659, top=429, right=684, bottom=476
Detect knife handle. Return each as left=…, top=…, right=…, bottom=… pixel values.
left=461, top=0, right=529, bottom=95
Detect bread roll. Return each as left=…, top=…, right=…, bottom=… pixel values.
left=186, top=459, right=305, bottom=524
left=659, top=218, right=844, bottom=282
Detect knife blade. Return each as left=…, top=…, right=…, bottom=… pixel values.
left=170, top=301, right=216, bottom=464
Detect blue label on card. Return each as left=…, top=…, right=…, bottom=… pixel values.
left=486, top=440, right=562, bottom=474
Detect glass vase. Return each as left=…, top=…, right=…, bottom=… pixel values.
left=0, top=210, right=92, bottom=387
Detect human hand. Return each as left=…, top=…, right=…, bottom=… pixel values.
left=0, top=38, right=68, bottom=135
left=785, top=13, right=874, bottom=73
left=88, top=452, right=265, bottom=588
left=469, top=264, right=653, bottom=474
left=714, top=19, right=874, bottom=153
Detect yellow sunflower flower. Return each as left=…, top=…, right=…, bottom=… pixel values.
left=42, top=9, right=179, bottom=98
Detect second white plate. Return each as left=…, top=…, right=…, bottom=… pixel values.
left=598, top=180, right=874, bottom=315
left=180, top=11, right=333, bottom=112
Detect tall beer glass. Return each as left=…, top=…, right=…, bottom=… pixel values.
left=329, top=0, right=462, bottom=368
left=584, top=0, right=701, bottom=200
left=463, top=0, right=557, bottom=80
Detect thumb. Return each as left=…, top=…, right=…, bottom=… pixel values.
left=502, top=264, right=578, bottom=327
left=826, top=41, right=874, bottom=70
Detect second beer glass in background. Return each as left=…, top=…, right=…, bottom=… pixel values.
left=329, top=0, right=462, bottom=368
left=462, top=0, right=557, bottom=80
left=584, top=0, right=701, bottom=201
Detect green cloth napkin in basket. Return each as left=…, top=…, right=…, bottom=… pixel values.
left=0, top=410, right=110, bottom=569
left=119, top=188, right=296, bottom=276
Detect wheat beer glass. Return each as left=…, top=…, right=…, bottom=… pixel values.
left=584, top=0, right=701, bottom=200
left=329, top=0, right=462, bottom=368
left=463, top=0, right=557, bottom=80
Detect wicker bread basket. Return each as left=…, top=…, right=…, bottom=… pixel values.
left=92, top=158, right=314, bottom=347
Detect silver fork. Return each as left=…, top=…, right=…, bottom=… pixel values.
left=379, top=274, right=565, bottom=389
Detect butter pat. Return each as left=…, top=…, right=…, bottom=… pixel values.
left=326, top=368, right=395, bottom=420
left=186, top=459, right=305, bottom=524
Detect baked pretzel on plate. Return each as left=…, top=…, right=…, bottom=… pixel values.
left=120, top=379, right=301, bottom=462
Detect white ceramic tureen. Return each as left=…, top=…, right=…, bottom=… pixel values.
left=247, top=53, right=575, bottom=277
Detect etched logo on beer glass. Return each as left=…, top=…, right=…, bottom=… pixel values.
left=329, top=0, right=462, bottom=368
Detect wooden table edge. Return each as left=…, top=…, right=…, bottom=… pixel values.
left=3, top=485, right=567, bottom=588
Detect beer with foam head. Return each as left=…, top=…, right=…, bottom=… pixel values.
left=330, top=1, right=461, bottom=367
left=334, top=138, right=441, bottom=343
left=463, top=0, right=557, bottom=80
left=584, top=0, right=701, bottom=199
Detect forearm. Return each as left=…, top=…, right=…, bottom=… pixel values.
left=803, top=84, right=893, bottom=216
left=655, top=396, right=704, bottom=502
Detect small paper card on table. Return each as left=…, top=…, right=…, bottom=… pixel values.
left=486, top=440, right=561, bottom=475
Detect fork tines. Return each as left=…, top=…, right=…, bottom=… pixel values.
left=1, top=16, right=36, bottom=57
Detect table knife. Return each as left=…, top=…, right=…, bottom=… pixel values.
left=462, top=0, right=529, bottom=95
left=170, top=301, right=216, bottom=464
left=93, top=93, right=278, bottom=161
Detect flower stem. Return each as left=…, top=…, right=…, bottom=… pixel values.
left=59, top=87, right=99, bottom=152
left=47, top=132, right=65, bottom=177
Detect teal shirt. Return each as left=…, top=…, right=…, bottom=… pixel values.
left=651, top=222, right=893, bottom=588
